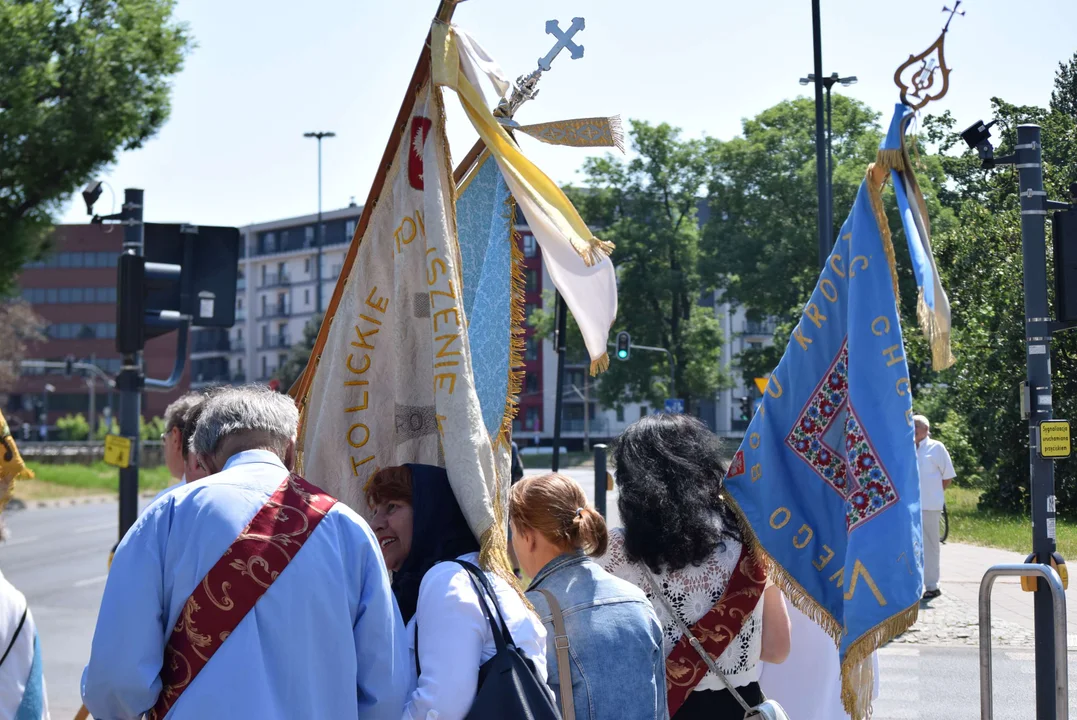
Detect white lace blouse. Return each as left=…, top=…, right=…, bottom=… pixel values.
left=600, top=527, right=764, bottom=690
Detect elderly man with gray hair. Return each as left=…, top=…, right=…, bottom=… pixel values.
left=82, top=385, right=409, bottom=719
left=914, top=414, right=956, bottom=600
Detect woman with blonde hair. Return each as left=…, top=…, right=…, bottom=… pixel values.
left=510, top=472, right=667, bottom=720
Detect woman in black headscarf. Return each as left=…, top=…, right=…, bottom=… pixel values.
left=366, top=465, right=548, bottom=719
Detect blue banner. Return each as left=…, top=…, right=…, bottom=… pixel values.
left=724, top=112, right=923, bottom=717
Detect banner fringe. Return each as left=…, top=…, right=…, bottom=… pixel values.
left=866, top=162, right=901, bottom=298
left=917, top=287, right=956, bottom=371
left=494, top=195, right=528, bottom=453
left=841, top=601, right=919, bottom=719
left=590, top=352, right=610, bottom=377
left=609, top=115, right=626, bottom=153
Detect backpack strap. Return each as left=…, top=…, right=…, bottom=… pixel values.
left=537, top=589, right=576, bottom=720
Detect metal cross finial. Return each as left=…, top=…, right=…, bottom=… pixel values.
left=942, top=2, right=964, bottom=33
left=538, top=17, right=585, bottom=71
left=495, top=16, right=587, bottom=122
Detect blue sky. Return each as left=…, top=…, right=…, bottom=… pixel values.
left=60, top=0, right=1077, bottom=227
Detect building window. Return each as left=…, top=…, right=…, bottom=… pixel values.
left=278, top=353, right=287, bottom=368
left=616, top=406, right=625, bottom=422
left=525, top=406, right=541, bottom=431
left=304, top=257, right=311, bottom=274
left=262, top=356, right=268, bottom=378
left=237, top=297, right=243, bottom=309
left=304, top=288, right=310, bottom=305
left=525, top=374, right=539, bottom=394
left=345, top=219, right=357, bottom=238
left=522, top=235, right=537, bottom=258
left=261, top=325, right=269, bottom=347
left=524, top=269, right=538, bottom=293
left=305, top=226, right=315, bottom=246
left=237, top=358, right=244, bottom=373
left=640, top=406, right=648, bottom=419
left=525, top=336, right=539, bottom=361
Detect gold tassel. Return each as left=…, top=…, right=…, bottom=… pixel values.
left=590, top=352, right=610, bottom=377
left=875, top=148, right=906, bottom=173
left=866, top=163, right=901, bottom=299
left=917, top=287, right=955, bottom=371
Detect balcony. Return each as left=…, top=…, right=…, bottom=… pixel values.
left=259, top=336, right=292, bottom=350
left=232, top=372, right=247, bottom=383
left=237, top=276, right=247, bottom=291
left=259, top=304, right=291, bottom=320
left=236, top=309, right=247, bottom=322
left=743, top=320, right=777, bottom=336
left=191, top=336, right=231, bottom=354
left=231, top=339, right=246, bottom=352
left=261, top=272, right=292, bottom=289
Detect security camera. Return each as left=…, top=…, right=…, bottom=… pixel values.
left=82, top=181, right=103, bottom=215
left=961, top=120, right=998, bottom=169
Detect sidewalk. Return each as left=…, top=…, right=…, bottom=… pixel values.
left=891, top=541, right=1077, bottom=648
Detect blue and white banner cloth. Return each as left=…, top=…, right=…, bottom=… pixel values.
left=724, top=112, right=924, bottom=718
left=884, top=103, right=954, bottom=370
left=0, top=569, right=49, bottom=720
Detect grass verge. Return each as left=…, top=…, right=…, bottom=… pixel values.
left=15, top=462, right=174, bottom=501
left=945, top=486, right=1077, bottom=559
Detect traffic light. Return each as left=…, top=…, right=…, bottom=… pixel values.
left=738, top=396, right=752, bottom=421
left=615, top=332, right=631, bottom=360
left=117, top=223, right=240, bottom=354
left=1053, top=207, right=1077, bottom=322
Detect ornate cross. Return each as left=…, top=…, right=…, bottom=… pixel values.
left=538, top=17, right=585, bottom=71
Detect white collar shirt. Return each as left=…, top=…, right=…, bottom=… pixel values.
left=917, top=437, right=956, bottom=511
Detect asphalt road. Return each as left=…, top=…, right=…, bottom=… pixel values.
left=4, top=467, right=1073, bottom=719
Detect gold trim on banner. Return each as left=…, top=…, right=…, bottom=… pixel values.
left=517, top=116, right=625, bottom=152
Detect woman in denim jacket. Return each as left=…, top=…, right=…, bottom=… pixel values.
left=511, top=473, right=668, bottom=720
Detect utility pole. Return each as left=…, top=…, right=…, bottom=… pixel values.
left=551, top=295, right=567, bottom=472
left=1016, top=124, right=1060, bottom=719
left=117, top=189, right=145, bottom=541
left=810, top=0, right=828, bottom=270
left=304, top=131, right=335, bottom=314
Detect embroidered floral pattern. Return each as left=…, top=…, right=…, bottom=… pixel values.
left=785, top=340, right=899, bottom=530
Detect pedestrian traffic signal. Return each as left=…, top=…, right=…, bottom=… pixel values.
left=615, top=332, right=631, bottom=360
left=738, top=396, right=752, bottom=421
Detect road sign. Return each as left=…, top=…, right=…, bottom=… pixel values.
left=103, top=434, right=132, bottom=469
left=665, top=398, right=685, bottom=414
left=1040, top=420, right=1071, bottom=459
left=754, top=377, right=769, bottom=395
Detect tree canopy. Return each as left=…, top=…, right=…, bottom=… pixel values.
left=534, top=120, right=727, bottom=412
left=0, top=0, right=191, bottom=293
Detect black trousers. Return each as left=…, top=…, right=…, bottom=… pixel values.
left=673, top=682, right=765, bottom=719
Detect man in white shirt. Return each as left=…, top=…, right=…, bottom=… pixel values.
left=914, top=415, right=956, bottom=599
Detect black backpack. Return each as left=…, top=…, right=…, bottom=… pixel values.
left=417, top=559, right=561, bottom=719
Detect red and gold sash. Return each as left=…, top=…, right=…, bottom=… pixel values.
left=665, top=546, right=767, bottom=716
left=148, top=473, right=337, bottom=720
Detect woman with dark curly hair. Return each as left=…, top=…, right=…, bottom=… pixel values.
left=601, top=414, right=790, bottom=719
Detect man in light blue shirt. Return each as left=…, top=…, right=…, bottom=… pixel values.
left=82, top=385, right=410, bottom=719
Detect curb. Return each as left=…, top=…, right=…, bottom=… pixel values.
left=7, top=491, right=160, bottom=511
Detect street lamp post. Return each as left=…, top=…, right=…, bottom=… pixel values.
left=799, top=72, right=857, bottom=252
left=303, top=131, right=336, bottom=314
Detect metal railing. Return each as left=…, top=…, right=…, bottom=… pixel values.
left=979, top=563, right=1068, bottom=719
left=261, top=272, right=291, bottom=288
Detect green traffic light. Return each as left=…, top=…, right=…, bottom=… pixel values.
left=617, top=350, right=628, bottom=359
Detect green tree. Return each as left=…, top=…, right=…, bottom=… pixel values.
left=274, top=314, right=324, bottom=392
left=533, top=121, right=727, bottom=412
left=0, top=0, right=191, bottom=293
left=56, top=412, right=89, bottom=440
left=702, top=96, right=884, bottom=323
left=918, top=84, right=1077, bottom=516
